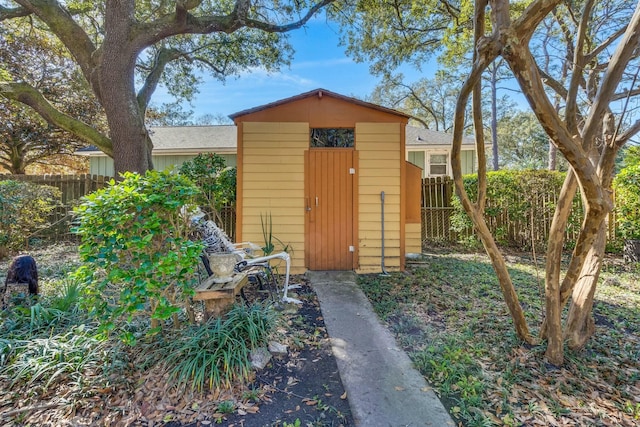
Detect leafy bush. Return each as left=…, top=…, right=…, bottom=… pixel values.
left=0, top=180, right=61, bottom=252
left=72, top=170, right=205, bottom=342
left=451, top=170, right=583, bottom=250
left=613, top=164, right=640, bottom=240
left=179, top=153, right=236, bottom=219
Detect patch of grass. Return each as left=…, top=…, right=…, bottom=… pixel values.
left=360, top=253, right=640, bottom=426
left=0, top=327, right=110, bottom=390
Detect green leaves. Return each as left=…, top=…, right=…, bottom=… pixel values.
left=161, top=303, right=276, bottom=391
left=72, top=170, right=205, bottom=342
left=451, top=170, right=583, bottom=250
left=613, top=164, right=640, bottom=240
left=179, top=153, right=236, bottom=218
left=0, top=180, right=61, bottom=250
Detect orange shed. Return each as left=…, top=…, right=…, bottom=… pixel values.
left=230, top=89, right=422, bottom=274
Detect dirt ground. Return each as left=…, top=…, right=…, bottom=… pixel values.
left=214, top=284, right=354, bottom=426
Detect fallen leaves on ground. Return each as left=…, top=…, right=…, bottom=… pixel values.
left=362, top=252, right=640, bottom=426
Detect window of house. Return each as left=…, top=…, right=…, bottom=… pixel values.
left=429, top=153, right=448, bottom=176
left=310, top=128, right=354, bottom=148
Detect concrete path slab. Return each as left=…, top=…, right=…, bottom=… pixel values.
left=307, top=271, right=454, bottom=427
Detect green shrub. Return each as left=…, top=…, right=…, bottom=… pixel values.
left=0, top=180, right=61, bottom=251
left=451, top=170, right=583, bottom=250
left=72, top=170, right=205, bottom=342
left=179, top=153, right=236, bottom=219
left=613, top=164, right=640, bottom=240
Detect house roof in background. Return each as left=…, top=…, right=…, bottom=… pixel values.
left=406, top=127, right=476, bottom=148
left=77, top=125, right=475, bottom=156
left=148, top=125, right=237, bottom=153
left=76, top=125, right=237, bottom=156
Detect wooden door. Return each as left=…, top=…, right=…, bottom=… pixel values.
left=305, top=149, right=355, bottom=270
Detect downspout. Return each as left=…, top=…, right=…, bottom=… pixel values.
left=380, top=191, right=390, bottom=276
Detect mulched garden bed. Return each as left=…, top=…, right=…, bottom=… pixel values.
left=0, top=261, right=353, bottom=427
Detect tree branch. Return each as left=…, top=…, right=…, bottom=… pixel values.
left=616, top=118, right=640, bottom=145
left=12, top=0, right=99, bottom=96
left=582, top=1, right=640, bottom=145
left=538, top=67, right=569, bottom=98
left=512, top=0, right=563, bottom=43
left=0, top=82, right=112, bottom=156
left=565, top=0, right=593, bottom=135
left=584, top=26, right=627, bottom=64
left=137, top=47, right=184, bottom=114
left=133, top=0, right=336, bottom=49
left=0, top=4, right=31, bottom=20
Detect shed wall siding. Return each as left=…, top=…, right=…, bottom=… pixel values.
left=405, top=223, right=422, bottom=254
left=241, top=122, right=308, bottom=273
left=356, top=122, right=402, bottom=273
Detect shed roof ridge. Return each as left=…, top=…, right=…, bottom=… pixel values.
left=229, top=88, right=411, bottom=120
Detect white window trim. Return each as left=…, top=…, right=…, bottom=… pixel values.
left=427, top=151, right=450, bottom=177
left=406, top=150, right=453, bottom=178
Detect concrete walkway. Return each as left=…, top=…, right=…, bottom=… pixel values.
left=307, top=271, right=454, bottom=427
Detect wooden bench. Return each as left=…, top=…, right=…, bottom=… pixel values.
left=192, top=272, right=248, bottom=317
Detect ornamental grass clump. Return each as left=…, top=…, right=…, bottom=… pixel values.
left=72, top=170, right=205, bottom=343
left=161, top=303, right=277, bottom=392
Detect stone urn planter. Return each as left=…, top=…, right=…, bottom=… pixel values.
left=207, top=252, right=239, bottom=283
left=623, top=239, right=640, bottom=264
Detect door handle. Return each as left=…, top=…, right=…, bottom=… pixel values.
left=315, top=197, right=319, bottom=207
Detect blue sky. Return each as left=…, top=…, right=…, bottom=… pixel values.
left=169, top=18, right=430, bottom=120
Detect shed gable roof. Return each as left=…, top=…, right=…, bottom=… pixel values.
left=229, top=88, right=411, bottom=121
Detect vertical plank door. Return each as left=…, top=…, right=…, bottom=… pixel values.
left=305, top=149, right=355, bottom=270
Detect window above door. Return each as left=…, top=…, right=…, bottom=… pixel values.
left=310, top=128, right=354, bottom=148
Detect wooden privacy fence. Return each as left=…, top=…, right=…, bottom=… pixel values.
left=0, top=174, right=236, bottom=243
left=0, top=173, right=615, bottom=250
left=420, top=176, right=616, bottom=249
left=421, top=177, right=455, bottom=241
left=0, top=174, right=110, bottom=242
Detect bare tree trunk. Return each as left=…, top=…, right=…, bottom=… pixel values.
left=449, top=0, right=534, bottom=345
left=490, top=64, right=499, bottom=171
left=541, top=172, right=579, bottom=364
left=564, top=222, right=605, bottom=350
left=100, top=0, right=153, bottom=176
left=548, top=141, right=557, bottom=170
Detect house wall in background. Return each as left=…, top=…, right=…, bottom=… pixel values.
left=406, top=149, right=477, bottom=178
left=88, top=154, right=237, bottom=176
